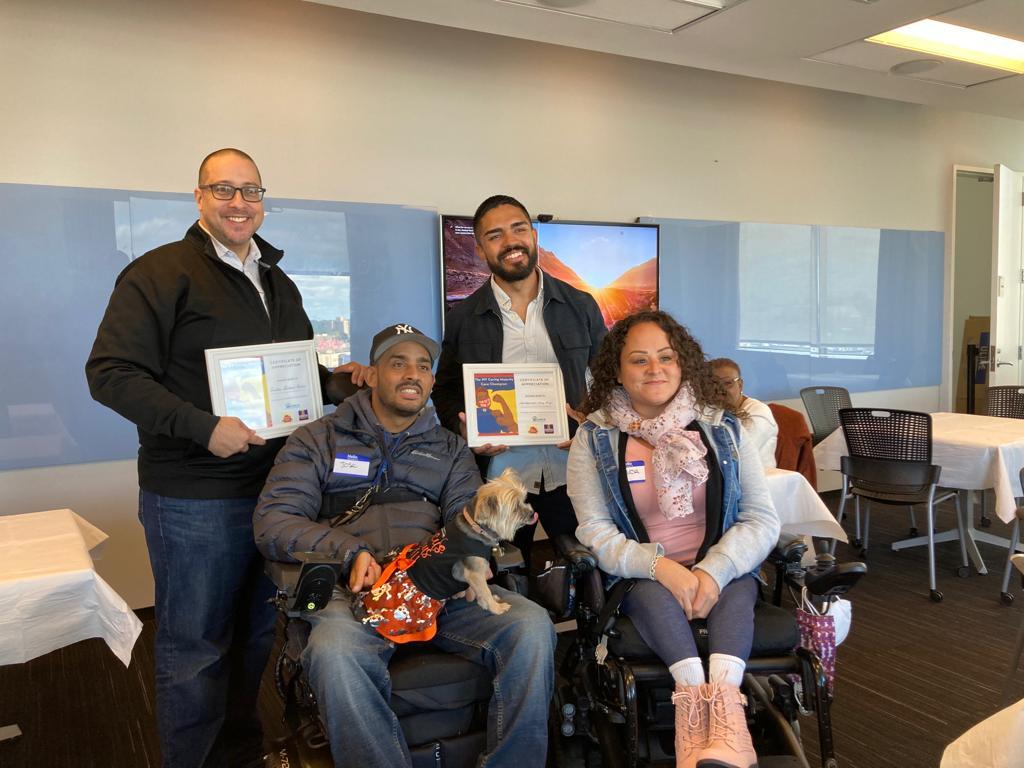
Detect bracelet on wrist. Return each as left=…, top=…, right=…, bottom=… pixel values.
left=649, top=553, right=663, bottom=580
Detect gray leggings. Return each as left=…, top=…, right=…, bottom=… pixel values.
left=620, top=573, right=758, bottom=665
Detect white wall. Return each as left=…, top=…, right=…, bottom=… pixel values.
left=3, top=0, right=1024, bottom=606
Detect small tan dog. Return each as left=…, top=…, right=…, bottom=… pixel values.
left=357, top=468, right=536, bottom=642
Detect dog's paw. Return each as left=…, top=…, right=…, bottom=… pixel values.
left=489, top=600, right=511, bottom=615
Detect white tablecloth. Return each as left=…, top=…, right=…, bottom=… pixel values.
left=941, top=697, right=1024, bottom=768
left=0, top=508, right=142, bottom=667
left=764, top=467, right=846, bottom=542
left=813, top=412, right=1024, bottom=524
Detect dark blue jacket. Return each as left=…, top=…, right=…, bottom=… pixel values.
left=254, top=389, right=482, bottom=575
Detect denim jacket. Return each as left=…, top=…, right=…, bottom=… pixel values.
left=566, top=407, right=779, bottom=591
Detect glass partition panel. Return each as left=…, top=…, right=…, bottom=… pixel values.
left=656, top=217, right=943, bottom=401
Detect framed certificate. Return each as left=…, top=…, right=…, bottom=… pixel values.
left=206, top=340, right=323, bottom=439
left=462, top=363, right=569, bottom=447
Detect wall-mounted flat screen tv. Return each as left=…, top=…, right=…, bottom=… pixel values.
left=440, top=215, right=658, bottom=329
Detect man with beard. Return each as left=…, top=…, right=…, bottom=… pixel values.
left=254, top=323, right=554, bottom=768
left=433, top=195, right=607, bottom=579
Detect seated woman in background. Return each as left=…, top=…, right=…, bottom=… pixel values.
left=710, top=357, right=778, bottom=470
left=567, top=310, right=779, bottom=768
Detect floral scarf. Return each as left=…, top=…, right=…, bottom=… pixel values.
left=605, top=384, right=709, bottom=520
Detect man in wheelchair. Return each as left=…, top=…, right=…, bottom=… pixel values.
left=555, top=311, right=855, bottom=768
left=253, top=323, right=555, bottom=768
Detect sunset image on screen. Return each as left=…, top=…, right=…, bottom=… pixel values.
left=442, top=217, right=658, bottom=328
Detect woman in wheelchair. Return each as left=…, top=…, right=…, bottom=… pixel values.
left=567, top=310, right=779, bottom=768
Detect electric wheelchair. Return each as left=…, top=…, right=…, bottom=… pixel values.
left=541, top=534, right=865, bottom=768
left=263, top=547, right=528, bottom=768
left=262, top=368, right=526, bottom=768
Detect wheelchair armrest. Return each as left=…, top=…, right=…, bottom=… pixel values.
left=550, top=533, right=597, bottom=573
left=265, top=552, right=343, bottom=614
left=493, top=543, right=525, bottom=573
left=803, top=557, right=867, bottom=599
left=266, top=559, right=301, bottom=593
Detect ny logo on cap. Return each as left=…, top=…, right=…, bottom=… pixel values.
left=394, top=324, right=414, bottom=334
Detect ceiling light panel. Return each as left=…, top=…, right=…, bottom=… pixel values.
left=810, top=39, right=1018, bottom=88
left=493, top=0, right=743, bottom=34
left=867, top=18, right=1024, bottom=74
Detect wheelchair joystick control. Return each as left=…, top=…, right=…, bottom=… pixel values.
left=289, top=552, right=343, bottom=614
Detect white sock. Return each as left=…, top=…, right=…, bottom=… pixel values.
left=708, top=653, right=745, bottom=687
left=669, top=657, right=705, bottom=687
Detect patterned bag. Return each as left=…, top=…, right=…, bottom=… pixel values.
left=795, top=587, right=848, bottom=693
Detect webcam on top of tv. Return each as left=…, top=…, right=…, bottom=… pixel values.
left=537, top=214, right=554, bottom=223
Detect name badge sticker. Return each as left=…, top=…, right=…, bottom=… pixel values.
left=333, top=453, right=371, bottom=477
left=626, top=461, right=646, bottom=484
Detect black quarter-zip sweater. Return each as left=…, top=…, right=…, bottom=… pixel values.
left=86, top=222, right=325, bottom=498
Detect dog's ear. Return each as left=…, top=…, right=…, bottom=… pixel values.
left=474, top=489, right=502, bottom=526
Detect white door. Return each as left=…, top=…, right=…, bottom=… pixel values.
left=989, top=164, right=1024, bottom=386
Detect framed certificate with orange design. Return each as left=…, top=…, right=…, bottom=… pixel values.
left=461, top=363, right=568, bottom=448
left=205, top=340, right=322, bottom=439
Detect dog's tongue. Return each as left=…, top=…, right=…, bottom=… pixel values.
left=529, top=511, right=538, bottom=525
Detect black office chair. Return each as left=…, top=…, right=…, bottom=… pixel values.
left=836, top=408, right=968, bottom=602
left=545, top=535, right=865, bottom=768
left=803, top=387, right=920, bottom=541
left=987, top=386, right=1024, bottom=419
left=800, top=386, right=852, bottom=447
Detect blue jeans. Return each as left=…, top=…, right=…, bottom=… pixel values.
left=302, top=585, right=556, bottom=767
left=139, top=491, right=277, bottom=768
left=621, top=574, right=758, bottom=665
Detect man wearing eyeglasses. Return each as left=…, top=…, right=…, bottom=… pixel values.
left=86, top=148, right=325, bottom=768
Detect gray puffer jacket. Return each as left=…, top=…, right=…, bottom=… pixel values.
left=254, top=389, right=482, bottom=576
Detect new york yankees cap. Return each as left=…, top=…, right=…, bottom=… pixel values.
left=369, top=323, right=440, bottom=364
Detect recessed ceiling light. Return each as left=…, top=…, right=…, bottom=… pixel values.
left=867, top=19, right=1024, bottom=74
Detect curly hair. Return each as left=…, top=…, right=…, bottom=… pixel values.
left=580, top=310, right=730, bottom=416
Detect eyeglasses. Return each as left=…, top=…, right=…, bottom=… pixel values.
left=715, top=376, right=741, bottom=386
left=199, top=184, right=266, bottom=202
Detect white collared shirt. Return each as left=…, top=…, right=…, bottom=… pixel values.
left=486, top=271, right=567, bottom=492
left=200, top=224, right=268, bottom=314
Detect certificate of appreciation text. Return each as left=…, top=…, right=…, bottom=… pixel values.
left=461, top=363, right=569, bottom=448
left=206, top=340, right=322, bottom=439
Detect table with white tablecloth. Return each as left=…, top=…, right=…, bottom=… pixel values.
left=0, top=508, right=143, bottom=742
left=813, top=412, right=1024, bottom=572
left=763, top=467, right=846, bottom=560
left=0, top=508, right=142, bottom=667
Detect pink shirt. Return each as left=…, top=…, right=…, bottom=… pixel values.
left=625, top=436, right=707, bottom=566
